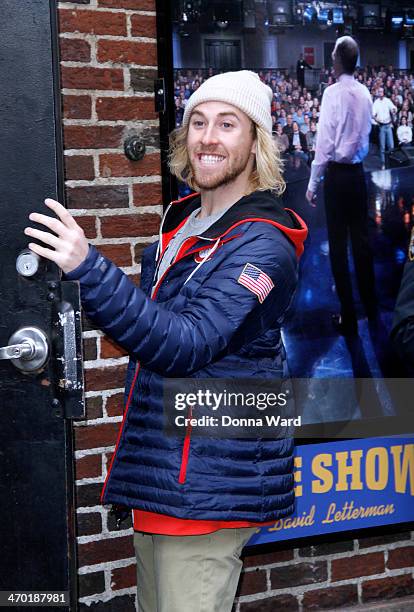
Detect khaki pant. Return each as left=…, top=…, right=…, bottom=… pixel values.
left=133, top=527, right=257, bottom=612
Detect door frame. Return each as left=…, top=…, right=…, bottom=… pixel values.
left=155, top=0, right=177, bottom=208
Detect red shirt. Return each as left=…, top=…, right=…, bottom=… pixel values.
left=133, top=509, right=275, bottom=536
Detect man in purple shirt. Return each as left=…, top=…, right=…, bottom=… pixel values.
left=306, top=36, right=377, bottom=335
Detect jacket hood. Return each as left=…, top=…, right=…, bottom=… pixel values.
left=163, top=190, right=308, bottom=258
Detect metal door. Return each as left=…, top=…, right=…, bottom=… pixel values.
left=0, top=1, right=84, bottom=608
left=204, top=40, right=242, bottom=71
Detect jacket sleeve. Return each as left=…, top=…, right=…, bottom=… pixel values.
left=391, top=261, right=414, bottom=367
left=64, top=231, right=297, bottom=376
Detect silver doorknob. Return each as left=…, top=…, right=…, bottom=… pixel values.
left=0, top=327, right=49, bottom=371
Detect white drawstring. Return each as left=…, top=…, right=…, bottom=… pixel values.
left=155, top=201, right=173, bottom=263
left=183, top=237, right=221, bottom=286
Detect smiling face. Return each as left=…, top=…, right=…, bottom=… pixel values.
left=186, top=101, right=256, bottom=192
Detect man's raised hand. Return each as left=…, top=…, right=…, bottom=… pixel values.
left=24, top=198, right=89, bottom=274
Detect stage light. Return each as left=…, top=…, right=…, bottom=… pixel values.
left=216, top=20, right=229, bottom=29
left=405, top=11, right=414, bottom=26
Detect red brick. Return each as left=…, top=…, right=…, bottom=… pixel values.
left=359, top=532, right=411, bottom=548
left=73, top=215, right=97, bottom=238
left=130, top=68, right=158, bottom=93
left=240, top=595, right=298, bottom=612
left=77, top=512, right=102, bottom=537
left=78, top=535, right=134, bottom=566
left=65, top=155, right=94, bottom=181
left=64, top=125, right=124, bottom=149
left=59, top=9, right=126, bottom=36
left=270, top=561, right=327, bottom=589
left=59, top=37, right=91, bottom=62
left=97, top=39, right=157, bottom=66
left=101, top=336, right=129, bottom=359
left=100, top=153, right=161, bottom=178
left=134, top=242, right=150, bottom=263
left=76, top=454, right=102, bottom=479
left=98, top=0, right=155, bottom=9
left=85, top=396, right=103, bottom=420
left=74, top=422, right=120, bottom=450
left=242, top=549, right=294, bottom=568
left=101, top=213, right=160, bottom=238
left=106, top=393, right=125, bottom=417
left=126, top=272, right=141, bottom=286
left=98, top=244, right=132, bottom=267
left=299, top=541, right=354, bottom=556
left=85, top=363, right=128, bottom=392
left=83, top=336, right=98, bottom=360
left=111, top=564, right=136, bottom=590
left=76, top=482, right=103, bottom=507
left=388, top=546, right=414, bottom=569
left=133, top=182, right=162, bottom=207
left=61, top=66, right=124, bottom=91
left=332, top=552, right=385, bottom=582
left=130, top=14, right=157, bottom=38
left=236, top=570, right=267, bottom=597
left=79, top=570, right=105, bottom=597
left=96, top=96, right=156, bottom=121
left=62, top=94, right=92, bottom=119
left=362, top=574, right=414, bottom=602
left=303, top=584, right=358, bottom=609
left=67, top=185, right=129, bottom=210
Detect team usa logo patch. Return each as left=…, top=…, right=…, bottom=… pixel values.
left=194, top=246, right=215, bottom=263
left=237, top=263, right=274, bottom=303
left=409, top=227, right=414, bottom=262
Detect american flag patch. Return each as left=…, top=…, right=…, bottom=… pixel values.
left=237, top=263, right=274, bottom=303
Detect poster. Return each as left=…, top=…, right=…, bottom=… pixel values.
left=248, top=436, right=414, bottom=545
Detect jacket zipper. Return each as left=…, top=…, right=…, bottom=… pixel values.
left=100, top=361, right=141, bottom=502
left=178, top=407, right=193, bottom=484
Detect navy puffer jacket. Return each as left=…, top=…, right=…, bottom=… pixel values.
left=66, top=190, right=308, bottom=521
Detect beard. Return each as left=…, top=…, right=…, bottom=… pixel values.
left=189, top=147, right=253, bottom=191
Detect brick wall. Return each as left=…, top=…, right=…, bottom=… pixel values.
left=58, top=0, right=159, bottom=609
left=236, top=531, right=414, bottom=611
left=58, top=2, right=414, bottom=610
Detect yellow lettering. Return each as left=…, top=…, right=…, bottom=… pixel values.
left=322, top=502, right=336, bottom=523
left=365, top=447, right=388, bottom=490
left=336, top=450, right=363, bottom=491
left=391, top=445, right=414, bottom=495
left=312, top=453, right=333, bottom=493
left=294, top=455, right=302, bottom=497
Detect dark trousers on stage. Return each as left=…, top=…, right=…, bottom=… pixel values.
left=324, top=161, right=377, bottom=324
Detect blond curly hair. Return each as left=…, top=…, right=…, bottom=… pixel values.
left=168, top=121, right=285, bottom=196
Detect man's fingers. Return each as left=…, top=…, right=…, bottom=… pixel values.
left=44, top=198, right=79, bottom=230
left=24, top=226, right=60, bottom=249
left=28, top=212, right=67, bottom=236
left=27, top=241, right=61, bottom=265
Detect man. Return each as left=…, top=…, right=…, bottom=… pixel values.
left=274, top=121, right=289, bottom=153
left=306, top=120, right=318, bottom=161
left=292, top=107, right=305, bottom=127
left=306, top=36, right=377, bottom=335
left=296, top=53, right=312, bottom=89
left=373, top=87, right=397, bottom=169
left=283, top=112, right=294, bottom=137
left=288, top=121, right=308, bottom=160
left=25, top=71, right=307, bottom=612
left=397, top=116, right=412, bottom=146
left=300, top=113, right=311, bottom=135
left=392, top=227, right=414, bottom=372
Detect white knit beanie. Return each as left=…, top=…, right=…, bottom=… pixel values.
left=182, top=70, right=273, bottom=134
